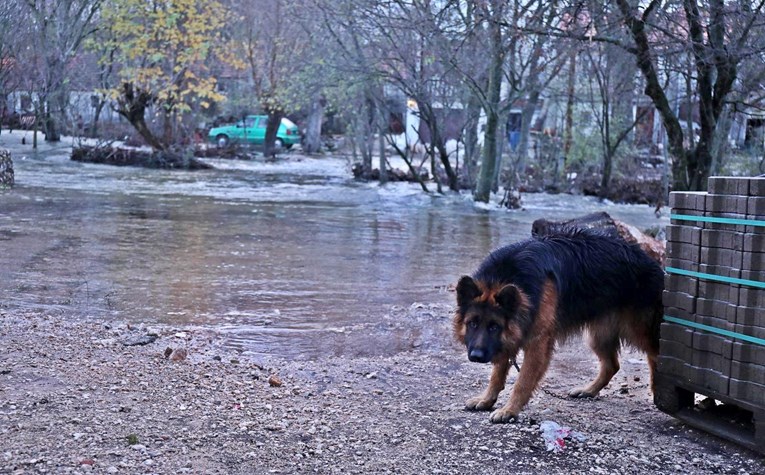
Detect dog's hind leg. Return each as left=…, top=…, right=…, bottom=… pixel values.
left=569, top=322, right=620, bottom=398
left=646, top=351, right=658, bottom=391
left=465, top=356, right=510, bottom=411
left=630, top=307, right=661, bottom=392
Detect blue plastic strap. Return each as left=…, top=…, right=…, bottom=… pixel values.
left=665, top=266, right=765, bottom=289
left=664, top=316, right=765, bottom=347
left=670, top=213, right=765, bottom=227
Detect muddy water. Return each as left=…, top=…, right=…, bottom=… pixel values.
left=0, top=136, right=667, bottom=360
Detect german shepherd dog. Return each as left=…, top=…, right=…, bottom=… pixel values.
left=453, top=229, right=664, bottom=423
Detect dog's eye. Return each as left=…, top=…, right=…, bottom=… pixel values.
left=467, top=321, right=478, bottom=329
left=488, top=324, right=500, bottom=333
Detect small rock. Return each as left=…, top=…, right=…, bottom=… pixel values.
left=268, top=375, right=283, bottom=387
left=163, top=347, right=173, bottom=358
left=170, top=348, right=188, bottom=362
left=122, top=335, right=157, bottom=347
left=79, top=459, right=95, bottom=466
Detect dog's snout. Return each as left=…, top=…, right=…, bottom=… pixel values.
left=468, top=348, right=488, bottom=363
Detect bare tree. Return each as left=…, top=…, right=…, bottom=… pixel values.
left=0, top=1, right=24, bottom=136
left=542, top=0, right=765, bottom=191
left=577, top=3, right=644, bottom=196
left=449, top=1, right=566, bottom=203
left=20, top=0, right=101, bottom=142
left=234, top=0, right=309, bottom=157
left=317, top=0, right=467, bottom=191
left=582, top=43, right=646, bottom=196
left=473, top=0, right=506, bottom=202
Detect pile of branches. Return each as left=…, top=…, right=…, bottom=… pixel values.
left=351, top=163, right=429, bottom=183
left=72, top=145, right=212, bottom=170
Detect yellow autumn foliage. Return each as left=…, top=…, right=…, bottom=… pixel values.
left=101, top=0, right=243, bottom=113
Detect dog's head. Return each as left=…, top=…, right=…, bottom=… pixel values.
left=453, top=276, right=530, bottom=364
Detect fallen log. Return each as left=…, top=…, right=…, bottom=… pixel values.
left=532, top=211, right=665, bottom=264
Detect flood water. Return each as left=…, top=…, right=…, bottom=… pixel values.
left=0, top=134, right=667, bottom=360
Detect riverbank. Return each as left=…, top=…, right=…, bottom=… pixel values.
left=2, top=310, right=763, bottom=474
left=0, top=128, right=665, bottom=206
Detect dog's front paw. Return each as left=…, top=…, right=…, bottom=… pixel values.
left=568, top=387, right=598, bottom=398
left=489, top=407, right=518, bottom=423
left=465, top=396, right=496, bottom=411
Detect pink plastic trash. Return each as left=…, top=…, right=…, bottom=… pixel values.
left=540, top=420, right=587, bottom=452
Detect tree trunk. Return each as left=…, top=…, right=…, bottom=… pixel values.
left=563, top=50, right=577, bottom=159
left=419, top=103, right=458, bottom=191
left=356, top=117, right=372, bottom=173
left=688, top=145, right=712, bottom=191
left=710, top=105, right=732, bottom=174
left=44, top=99, right=61, bottom=142
left=356, top=95, right=375, bottom=173
left=303, top=94, right=326, bottom=154
left=379, top=126, right=387, bottom=184
left=475, top=8, right=503, bottom=203
left=163, top=109, right=174, bottom=146
left=492, top=116, right=506, bottom=193
left=435, top=139, right=457, bottom=191
left=264, top=110, right=285, bottom=157
left=92, top=98, right=106, bottom=138
left=600, top=150, right=613, bottom=197
left=43, top=65, right=68, bottom=142
left=132, top=116, right=165, bottom=151
left=116, top=82, right=165, bottom=151
left=463, top=92, right=483, bottom=182
left=516, top=90, right=539, bottom=177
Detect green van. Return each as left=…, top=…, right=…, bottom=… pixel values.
left=208, top=115, right=300, bottom=149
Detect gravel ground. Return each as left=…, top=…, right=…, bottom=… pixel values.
left=1, top=307, right=763, bottom=475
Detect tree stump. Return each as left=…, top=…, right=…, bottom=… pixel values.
left=0, top=148, right=14, bottom=188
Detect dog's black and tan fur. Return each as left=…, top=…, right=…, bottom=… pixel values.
left=453, top=229, right=664, bottom=423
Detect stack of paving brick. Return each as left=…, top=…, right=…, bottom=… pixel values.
left=657, top=175, right=765, bottom=452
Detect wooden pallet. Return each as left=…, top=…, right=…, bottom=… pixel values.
left=654, top=374, right=765, bottom=454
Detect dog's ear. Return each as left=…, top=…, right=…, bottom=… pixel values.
left=456, top=276, right=481, bottom=307
left=496, top=284, right=521, bottom=314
